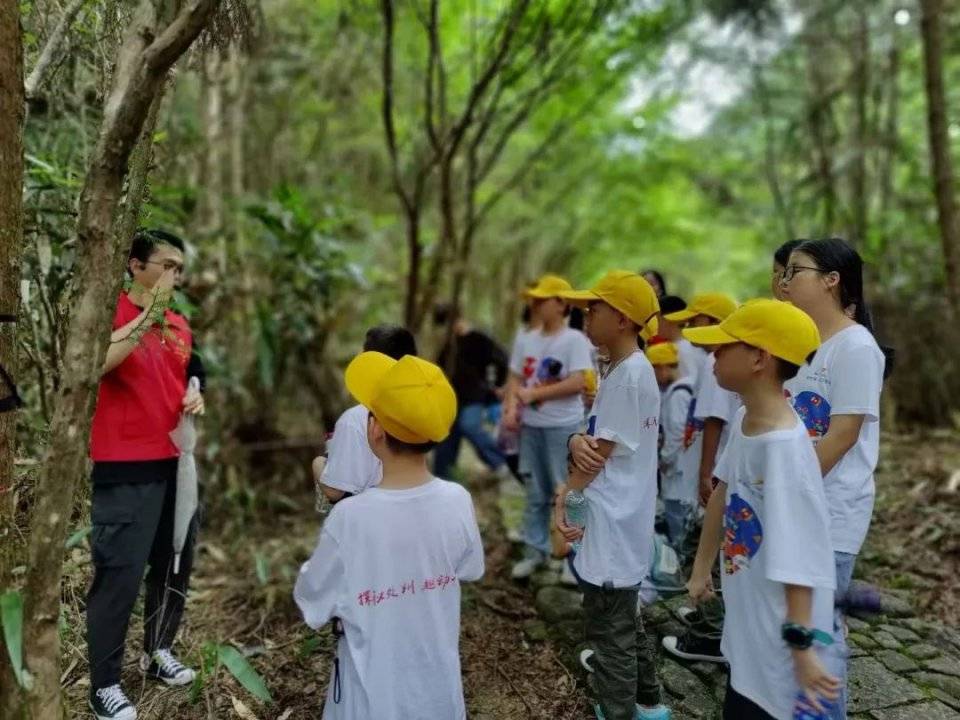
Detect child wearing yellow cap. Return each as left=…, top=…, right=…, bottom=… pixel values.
left=556, top=271, right=671, bottom=720
left=503, top=273, right=594, bottom=580
left=683, top=300, right=842, bottom=720
left=645, top=343, right=695, bottom=558
left=294, top=353, right=484, bottom=720
left=312, top=325, right=418, bottom=509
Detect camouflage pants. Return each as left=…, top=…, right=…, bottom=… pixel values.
left=582, top=582, right=663, bottom=720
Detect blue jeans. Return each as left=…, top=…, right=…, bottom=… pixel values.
left=433, top=402, right=506, bottom=480
left=829, top=551, right=856, bottom=720
left=519, top=423, right=579, bottom=557
left=663, top=499, right=693, bottom=557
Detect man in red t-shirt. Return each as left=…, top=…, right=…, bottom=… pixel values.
left=86, top=229, right=205, bottom=720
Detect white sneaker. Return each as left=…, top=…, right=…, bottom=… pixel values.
left=580, top=648, right=595, bottom=673
left=140, top=648, right=196, bottom=686
left=560, top=560, right=578, bottom=586
left=511, top=555, right=544, bottom=580
left=89, top=684, right=137, bottom=720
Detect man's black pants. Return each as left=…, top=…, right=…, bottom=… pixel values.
left=87, top=462, right=198, bottom=689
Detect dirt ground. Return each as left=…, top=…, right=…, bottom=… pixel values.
left=61, top=429, right=960, bottom=718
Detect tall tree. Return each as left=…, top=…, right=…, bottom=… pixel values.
left=11, top=1, right=219, bottom=716
left=919, top=0, right=960, bottom=316
left=0, top=0, right=25, bottom=707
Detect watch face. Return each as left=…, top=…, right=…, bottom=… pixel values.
left=783, top=625, right=813, bottom=648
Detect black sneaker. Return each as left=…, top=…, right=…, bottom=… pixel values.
left=139, top=648, right=196, bottom=686
left=89, top=684, right=137, bottom=720
left=662, top=631, right=726, bottom=663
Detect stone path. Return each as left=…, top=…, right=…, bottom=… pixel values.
left=528, top=575, right=960, bottom=719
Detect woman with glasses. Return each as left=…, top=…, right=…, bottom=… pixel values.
left=86, top=229, right=205, bottom=720
left=771, top=239, right=802, bottom=299
left=779, top=237, right=887, bottom=720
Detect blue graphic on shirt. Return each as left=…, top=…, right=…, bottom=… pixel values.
left=792, top=390, right=832, bottom=439
left=682, top=398, right=705, bottom=449
left=536, top=356, right=564, bottom=383
left=723, top=493, right=763, bottom=575
left=586, top=415, right=597, bottom=436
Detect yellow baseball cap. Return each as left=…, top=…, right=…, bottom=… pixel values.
left=344, top=352, right=457, bottom=444
left=523, top=274, right=574, bottom=299
left=682, top=299, right=821, bottom=366
left=664, top=292, right=737, bottom=323
left=646, top=342, right=679, bottom=366
left=561, top=270, right=660, bottom=338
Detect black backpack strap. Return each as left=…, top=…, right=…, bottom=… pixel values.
left=0, top=314, right=23, bottom=413
left=667, top=382, right=693, bottom=400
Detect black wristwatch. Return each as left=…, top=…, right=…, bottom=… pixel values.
left=781, top=622, right=833, bottom=650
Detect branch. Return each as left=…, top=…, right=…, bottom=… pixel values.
left=446, top=0, right=533, bottom=156
left=144, top=0, right=220, bottom=73
left=24, top=0, right=89, bottom=99
left=473, top=73, right=619, bottom=231
left=379, top=0, right=414, bottom=214
left=423, top=0, right=440, bottom=149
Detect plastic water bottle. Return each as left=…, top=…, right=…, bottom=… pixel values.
left=793, top=692, right=837, bottom=719
left=564, top=490, right=588, bottom=553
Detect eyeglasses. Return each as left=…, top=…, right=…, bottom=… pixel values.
left=780, top=264, right=824, bottom=284
left=145, top=259, right=185, bottom=275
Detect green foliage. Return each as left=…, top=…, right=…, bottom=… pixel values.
left=215, top=644, right=273, bottom=703
left=1, top=590, right=32, bottom=690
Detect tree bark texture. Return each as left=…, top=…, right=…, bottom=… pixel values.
left=919, top=0, right=960, bottom=316
left=0, top=0, right=25, bottom=711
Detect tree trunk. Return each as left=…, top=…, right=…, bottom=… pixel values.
left=404, top=209, right=422, bottom=329
left=199, top=48, right=226, bottom=269
left=804, top=28, right=838, bottom=233
left=0, top=0, right=25, bottom=714
left=850, top=0, right=870, bottom=245
left=919, top=0, right=960, bottom=316
left=18, top=1, right=218, bottom=716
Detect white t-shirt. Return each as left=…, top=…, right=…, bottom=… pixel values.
left=784, top=324, right=884, bottom=555
left=294, top=479, right=485, bottom=720
left=509, top=326, right=594, bottom=428
left=695, top=353, right=742, bottom=455
left=321, top=404, right=382, bottom=495
left=715, top=408, right=836, bottom=720
left=573, top=352, right=661, bottom=587
left=660, top=377, right=694, bottom=502
left=676, top=376, right=707, bottom=507
left=677, top=339, right=708, bottom=387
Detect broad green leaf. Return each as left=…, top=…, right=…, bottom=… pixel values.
left=254, top=552, right=269, bottom=586
left=217, top=644, right=272, bottom=703
left=1, top=590, right=30, bottom=689
left=66, top=526, right=93, bottom=549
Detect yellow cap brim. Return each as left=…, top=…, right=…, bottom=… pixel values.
left=558, top=289, right=600, bottom=307
left=344, top=352, right=397, bottom=409
left=682, top=325, right=738, bottom=348
left=664, top=309, right=696, bottom=322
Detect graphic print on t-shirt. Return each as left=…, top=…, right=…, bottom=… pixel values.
left=586, top=414, right=597, bottom=436
left=790, top=390, right=832, bottom=440
left=723, top=493, right=763, bottom=575
left=535, top=356, right=564, bottom=384
left=682, top=398, right=705, bottom=449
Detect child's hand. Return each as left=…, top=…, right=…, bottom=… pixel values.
left=793, top=649, right=841, bottom=713
left=686, top=572, right=715, bottom=604
left=570, top=434, right=605, bottom=474
left=554, top=490, right=584, bottom=542
left=698, top=473, right=714, bottom=507
left=312, top=455, right=327, bottom=482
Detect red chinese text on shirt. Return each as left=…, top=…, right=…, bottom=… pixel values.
left=357, top=574, right=459, bottom=607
